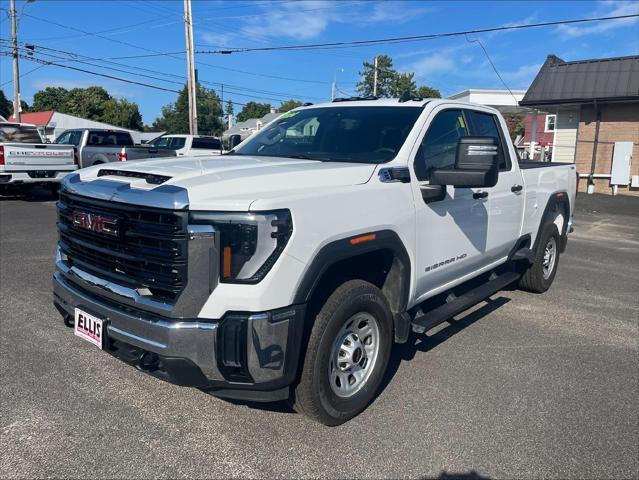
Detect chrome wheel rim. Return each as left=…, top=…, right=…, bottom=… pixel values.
left=328, top=312, right=380, bottom=398
left=542, top=236, right=557, bottom=280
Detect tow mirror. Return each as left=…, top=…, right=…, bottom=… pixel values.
left=429, top=136, right=499, bottom=188
left=229, top=134, right=242, bottom=150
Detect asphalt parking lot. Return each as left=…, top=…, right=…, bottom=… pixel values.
left=1, top=189, right=637, bottom=479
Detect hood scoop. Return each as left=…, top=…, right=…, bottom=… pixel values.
left=97, top=169, right=172, bottom=185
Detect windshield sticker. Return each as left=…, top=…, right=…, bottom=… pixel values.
left=458, top=116, right=466, bottom=129
left=279, top=111, right=300, bottom=119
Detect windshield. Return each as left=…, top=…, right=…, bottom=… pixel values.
left=0, top=124, right=43, bottom=144
left=234, top=106, right=422, bottom=163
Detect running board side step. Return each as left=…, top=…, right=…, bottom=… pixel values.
left=411, top=271, right=521, bottom=334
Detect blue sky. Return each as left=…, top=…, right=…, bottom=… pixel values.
left=1, top=0, right=638, bottom=125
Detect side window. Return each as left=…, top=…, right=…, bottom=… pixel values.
left=55, top=131, right=71, bottom=144
left=467, top=110, right=510, bottom=171
left=414, top=109, right=469, bottom=181
left=192, top=137, right=221, bottom=150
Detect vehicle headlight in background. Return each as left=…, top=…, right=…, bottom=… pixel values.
left=188, top=210, right=292, bottom=283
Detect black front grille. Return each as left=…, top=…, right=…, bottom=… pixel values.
left=57, top=191, right=189, bottom=303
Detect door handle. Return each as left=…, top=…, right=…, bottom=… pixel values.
left=511, top=184, right=523, bottom=193
left=473, top=191, right=488, bottom=199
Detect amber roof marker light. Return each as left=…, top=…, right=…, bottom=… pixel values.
left=350, top=233, right=377, bottom=245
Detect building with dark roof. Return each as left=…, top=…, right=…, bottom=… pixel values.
left=520, top=54, right=639, bottom=195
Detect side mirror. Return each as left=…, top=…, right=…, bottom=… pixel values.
left=430, top=136, right=499, bottom=188
left=229, top=134, right=242, bottom=150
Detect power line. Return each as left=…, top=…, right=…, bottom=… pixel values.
left=0, top=51, right=181, bottom=93
left=464, top=34, right=518, bottom=104
left=1, top=39, right=326, bottom=102
left=0, top=50, right=258, bottom=109
left=89, top=13, right=639, bottom=60
left=18, top=13, right=331, bottom=85
left=196, top=13, right=639, bottom=54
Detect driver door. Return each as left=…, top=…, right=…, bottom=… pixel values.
left=411, top=107, right=493, bottom=302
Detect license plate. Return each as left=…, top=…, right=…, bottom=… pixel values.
left=74, top=308, right=104, bottom=349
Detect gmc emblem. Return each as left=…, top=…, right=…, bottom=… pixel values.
left=71, top=211, right=119, bottom=237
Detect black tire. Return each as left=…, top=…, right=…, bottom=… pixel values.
left=292, top=280, right=393, bottom=426
left=518, top=222, right=561, bottom=293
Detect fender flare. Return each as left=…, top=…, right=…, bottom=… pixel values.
left=534, top=191, right=570, bottom=252
left=292, top=229, right=412, bottom=323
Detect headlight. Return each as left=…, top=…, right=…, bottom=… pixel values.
left=188, top=209, right=292, bottom=283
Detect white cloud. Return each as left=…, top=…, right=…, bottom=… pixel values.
left=556, top=1, right=639, bottom=38
left=241, top=1, right=334, bottom=40
left=499, top=64, right=542, bottom=88
left=358, top=1, right=436, bottom=25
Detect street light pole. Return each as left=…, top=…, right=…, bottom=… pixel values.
left=183, top=0, right=197, bottom=135
left=10, top=0, right=21, bottom=122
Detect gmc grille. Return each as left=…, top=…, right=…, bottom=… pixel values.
left=57, top=191, right=189, bottom=303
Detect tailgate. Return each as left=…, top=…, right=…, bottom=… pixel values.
left=2, top=143, right=75, bottom=169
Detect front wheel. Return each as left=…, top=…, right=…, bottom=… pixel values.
left=292, top=280, right=393, bottom=426
left=518, top=222, right=561, bottom=293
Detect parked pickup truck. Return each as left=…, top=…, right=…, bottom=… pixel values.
left=53, top=99, right=577, bottom=425
left=0, top=122, right=76, bottom=193
left=54, top=128, right=176, bottom=168
left=150, top=134, right=225, bottom=156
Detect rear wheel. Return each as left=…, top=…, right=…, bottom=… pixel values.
left=518, top=222, right=561, bottom=293
left=292, top=280, right=393, bottom=426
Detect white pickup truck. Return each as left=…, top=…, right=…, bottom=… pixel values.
left=150, top=134, right=225, bottom=156
left=0, top=122, right=76, bottom=194
left=53, top=99, right=577, bottom=425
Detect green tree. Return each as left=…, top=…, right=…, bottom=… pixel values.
left=29, top=85, right=144, bottom=129
left=0, top=90, right=11, bottom=119
left=153, top=83, right=223, bottom=135
left=236, top=101, right=272, bottom=122
left=390, top=72, right=417, bottom=97
left=102, top=98, right=143, bottom=131
left=416, top=85, right=441, bottom=98
left=356, top=55, right=441, bottom=99
left=32, top=87, right=69, bottom=112
left=278, top=99, right=303, bottom=112
left=356, top=55, right=396, bottom=97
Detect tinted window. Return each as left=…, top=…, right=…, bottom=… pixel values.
left=192, top=137, right=221, bottom=150
left=236, top=106, right=422, bottom=164
left=87, top=131, right=133, bottom=146
left=467, top=110, right=510, bottom=170
left=0, top=125, right=42, bottom=144
left=55, top=130, right=82, bottom=146
left=154, top=136, right=186, bottom=149
left=414, top=109, right=469, bottom=180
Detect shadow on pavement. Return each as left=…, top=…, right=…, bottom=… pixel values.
left=380, top=296, right=511, bottom=395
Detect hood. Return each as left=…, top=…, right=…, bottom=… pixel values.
left=76, top=155, right=377, bottom=210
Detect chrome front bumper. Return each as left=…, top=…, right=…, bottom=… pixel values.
left=53, top=264, right=305, bottom=400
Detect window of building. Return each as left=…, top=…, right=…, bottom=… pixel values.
left=544, top=114, right=556, bottom=132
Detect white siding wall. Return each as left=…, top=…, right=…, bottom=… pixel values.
left=552, top=108, right=579, bottom=163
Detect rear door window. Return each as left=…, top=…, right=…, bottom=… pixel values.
left=192, top=137, right=221, bottom=150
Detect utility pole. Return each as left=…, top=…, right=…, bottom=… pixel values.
left=10, top=0, right=21, bottom=122
left=183, top=0, right=197, bottom=135
left=373, top=56, right=378, bottom=97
